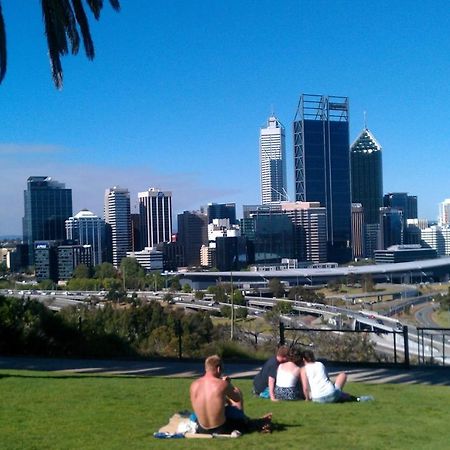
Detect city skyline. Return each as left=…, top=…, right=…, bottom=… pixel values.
left=2, top=1, right=450, bottom=235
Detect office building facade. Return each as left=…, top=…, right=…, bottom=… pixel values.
left=104, top=186, right=131, bottom=268
left=177, top=210, right=208, bottom=267
left=58, top=244, right=93, bottom=280
left=379, top=207, right=403, bottom=249
left=280, top=201, right=327, bottom=264
left=351, top=203, right=365, bottom=259
left=439, top=199, right=450, bottom=226
left=139, top=188, right=172, bottom=249
left=260, top=115, right=287, bottom=204
left=351, top=128, right=383, bottom=224
left=294, top=94, right=352, bottom=263
left=207, top=203, right=237, bottom=225
left=65, top=209, right=109, bottom=266
left=23, top=176, right=72, bottom=266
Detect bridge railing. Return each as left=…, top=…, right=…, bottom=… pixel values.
left=279, top=322, right=411, bottom=368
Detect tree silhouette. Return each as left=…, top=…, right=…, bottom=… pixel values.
left=0, top=0, right=120, bottom=89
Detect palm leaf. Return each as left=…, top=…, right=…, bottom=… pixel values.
left=60, top=0, right=80, bottom=55
left=71, top=0, right=95, bottom=60
left=109, top=0, right=120, bottom=11
left=86, top=0, right=103, bottom=20
left=0, top=1, right=7, bottom=83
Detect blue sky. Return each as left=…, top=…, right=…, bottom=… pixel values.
left=1, top=0, right=449, bottom=235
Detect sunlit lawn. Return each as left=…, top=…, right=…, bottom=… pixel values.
left=1, top=370, right=449, bottom=450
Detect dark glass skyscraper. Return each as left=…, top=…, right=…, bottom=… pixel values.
left=294, top=94, right=352, bottom=263
left=23, top=176, right=73, bottom=265
left=207, top=203, right=237, bottom=225
left=351, top=128, right=383, bottom=224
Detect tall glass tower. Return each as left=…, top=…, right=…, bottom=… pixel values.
left=65, top=209, right=109, bottom=266
left=104, top=186, right=131, bottom=268
left=351, top=128, right=383, bottom=224
left=260, top=115, right=287, bottom=204
left=23, top=176, right=72, bottom=265
left=293, top=94, right=352, bottom=263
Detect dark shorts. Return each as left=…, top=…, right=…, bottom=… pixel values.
left=196, top=406, right=248, bottom=435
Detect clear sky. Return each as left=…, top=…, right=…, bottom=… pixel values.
left=1, top=0, right=449, bottom=235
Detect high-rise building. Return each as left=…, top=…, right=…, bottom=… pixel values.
left=280, top=201, right=327, bottom=264
left=23, top=176, right=72, bottom=265
left=379, top=207, right=403, bottom=249
left=58, top=244, right=92, bottom=280
left=383, top=193, right=418, bottom=220
left=139, top=188, right=172, bottom=249
left=260, top=115, right=287, bottom=204
left=351, top=203, right=365, bottom=260
left=439, top=199, right=450, bottom=226
left=294, top=94, right=352, bottom=263
left=351, top=128, right=383, bottom=225
left=421, top=226, right=450, bottom=256
left=207, top=203, right=236, bottom=225
left=65, top=209, right=109, bottom=266
left=34, top=240, right=60, bottom=282
left=104, top=186, right=131, bottom=268
left=177, top=210, right=208, bottom=267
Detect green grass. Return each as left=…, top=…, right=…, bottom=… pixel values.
left=1, top=371, right=449, bottom=450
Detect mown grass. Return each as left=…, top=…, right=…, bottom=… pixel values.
left=1, top=370, right=449, bottom=450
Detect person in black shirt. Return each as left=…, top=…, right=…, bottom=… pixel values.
left=253, top=346, right=289, bottom=401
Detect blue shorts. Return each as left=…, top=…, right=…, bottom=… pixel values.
left=312, top=388, right=342, bottom=404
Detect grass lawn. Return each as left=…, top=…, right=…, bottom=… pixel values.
left=1, top=370, right=449, bottom=450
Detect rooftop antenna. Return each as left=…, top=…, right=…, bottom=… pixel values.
left=271, top=104, right=275, bottom=116
left=363, top=110, right=367, bottom=130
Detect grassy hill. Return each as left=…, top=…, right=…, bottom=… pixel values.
left=1, top=370, right=449, bottom=449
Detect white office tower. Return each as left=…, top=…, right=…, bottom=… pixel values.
left=126, top=247, right=163, bottom=272
left=138, top=188, right=172, bottom=248
left=104, top=187, right=131, bottom=268
left=420, top=226, right=450, bottom=256
left=439, top=199, right=450, bottom=226
left=260, top=115, right=287, bottom=204
left=65, top=209, right=108, bottom=266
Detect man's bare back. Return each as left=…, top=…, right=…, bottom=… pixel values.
left=190, top=375, right=230, bottom=429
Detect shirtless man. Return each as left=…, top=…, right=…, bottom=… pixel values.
left=190, top=355, right=248, bottom=434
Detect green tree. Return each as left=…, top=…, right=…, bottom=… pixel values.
left=73, top=264, right=92, bottom=279
left=182, top=283, right=192, bottom=293
left=39, top=279, right=54, bottom=290
left=95, top=263, right=117, bottom=280
left=268, top=278, right=285, bottom=298
left=0, top=0, right=121, bottom=89
left=169, top=277, right=181, bottom=292
left=194, top=290, right=205, bottom=300
left=232, top=290, right=246, bottom=306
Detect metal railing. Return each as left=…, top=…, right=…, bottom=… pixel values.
left=279, top=322, right=411, bottom=368
left=416, top=327, right=450, bottom=366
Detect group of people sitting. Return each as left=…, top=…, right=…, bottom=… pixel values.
left=253, top=346, right=351, bottom=403
left=189, top=346, right=352, bottom=436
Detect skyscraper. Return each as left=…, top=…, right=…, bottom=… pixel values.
left=350, top=128, right=383, bottom=224
left=104, top=186, right=131, bottom=268
left=177, top=210, right=208, bottom=267
left=207, top=203, right=236, bottom=225
left=293, top=94, right=352, bottom=263
left=260, top=115, right=287, bottom=204
left=138, top=188, right=172, bottom=248
left=379, top=207, right=403, bottom=249
left=23, top=176, right=72, bottom=265
left=65, top=209, right=109, bottom=266
left=438, top=199, right=450, bottom=226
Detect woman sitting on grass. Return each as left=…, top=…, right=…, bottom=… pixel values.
left=300, top=350, right=353, bottom=403
left=274, top=349, right=304, bottom=401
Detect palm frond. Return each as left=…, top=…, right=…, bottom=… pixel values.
left=109, top=0, right=120, bottom=12
left=60, top=0, right=80, bottom=55
left=41, top=0, right=65, bottom=88
left=0, top=1, right=7, bottom=83
left=86, top=0, right=103, bottom=20
left=71, top=0, right=95, bottom=60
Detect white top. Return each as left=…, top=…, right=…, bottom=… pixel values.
left=304, top=361, right=335, bottom=399
left=276, top=363, right=299, bottom=388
